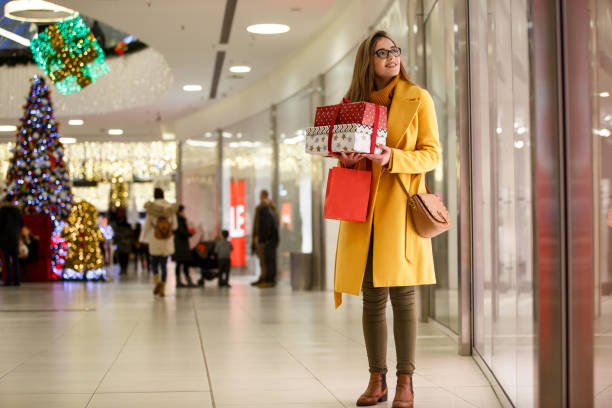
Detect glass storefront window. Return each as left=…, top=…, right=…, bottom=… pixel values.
left=224, top=111, right=273, bottom=275
left=470, top=0, right=535, bottom=406
left=590, top=0, right=612, bottom=405
left=277, top=87, right=314, bottom=272
left=181, top=138, right=218, bottom=241
left=422, top=0, right=467, bottom=334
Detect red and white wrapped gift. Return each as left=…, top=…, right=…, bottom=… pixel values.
left=305, top=98, right=388, bottom=157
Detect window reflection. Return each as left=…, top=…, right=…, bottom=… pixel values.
left=591, top=0, right=612, bottom=405
left=470, top=0, right=535, bottom=406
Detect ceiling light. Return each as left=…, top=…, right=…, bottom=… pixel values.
left=183, top=84, right=202, bottom=92
left=0, top=125, right=17, bottom=132
left=496, top=127, right=502, bottom=134
left=600, top=92, right=610, bottom=98
left=4, top=0, right=78, bottom=23
left=514, top=140, right=525, bottom=149
left=186, top=139, right=217, bottom=148
left=108, top=129, right=123, bottom=135
left=162, top=132, right=175, bottom=141
left=230, top=66, right=251, bottom=73
left=605, top=115, right=612, bottom=122
left=598, top=129, right=611, bottom=137
left=247, top=24, right=290, bottom=35
left=68, top=119, right=84, bottom=126
left=59, top=137, right=76, bottom=144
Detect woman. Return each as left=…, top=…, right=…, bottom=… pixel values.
left=332, top=31, right=441, bottom=407
left=173, top=205, right=196, bottom=287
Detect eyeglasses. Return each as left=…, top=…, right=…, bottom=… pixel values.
left=375, top=47, right=401, bottom=59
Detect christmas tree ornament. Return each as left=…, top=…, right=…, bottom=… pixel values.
left=62, top=200, right=106, bottom=280
left=29, top=15, right=110, bottom=95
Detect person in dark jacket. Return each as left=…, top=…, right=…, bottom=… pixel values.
left=0, top=195, right=23, bottom=286
left=173, top=205, right=195, bottom=287
left=114, top=216, right=135, bottom=275
left=18, top=226, right=39, bottom=282
left=255, top=195, right=279, bottom=288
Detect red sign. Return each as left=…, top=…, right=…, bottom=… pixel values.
left=229, top=180, right=246, bottom=266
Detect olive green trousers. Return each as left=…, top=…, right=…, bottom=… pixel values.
left=361, top=242, right=417, bottom=375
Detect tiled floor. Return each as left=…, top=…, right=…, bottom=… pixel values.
left=0, top=269, right=501, bottom=408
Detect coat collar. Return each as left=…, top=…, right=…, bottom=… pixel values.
left=388, top=80, right=421, bottom=140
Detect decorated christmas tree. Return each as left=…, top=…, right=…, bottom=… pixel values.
left=62, top=201, right=106, bottom=280
left=5, top=75, right=73, bottom=279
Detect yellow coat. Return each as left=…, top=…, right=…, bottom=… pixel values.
left=333, top=80, right=441, bottom=308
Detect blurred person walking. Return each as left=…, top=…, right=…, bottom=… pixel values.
left=250, top=190, right=279, bottom=287
left=114, top=216, right=135, bottom=275
left=0, top=193, right=23, bottom=286
left=215, top=230, right=233, bottom=288
left=333, top=31, right=441, bottom=407
left=173, top=205, right=196, bottom=287
left=139, top=188, right=178, bottom=297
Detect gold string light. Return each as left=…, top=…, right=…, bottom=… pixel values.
left=62, top=201, right=105, bottom=276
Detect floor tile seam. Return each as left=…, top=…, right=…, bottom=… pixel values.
left=273, top=339, right=347, bottom=407
left=596, top=383, right=612, bottom=396
left=323, top=324, right=366, bottom=347
left=0, top=310, right=92, bottom=382
left=191, top=298, right=217, bottom=408
left=84, top=308, right=147, bottom=408
left=89, top=390, right=213, bottom=395
left=415, top=372, right=489, bottom=407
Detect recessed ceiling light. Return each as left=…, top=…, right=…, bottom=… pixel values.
left=108, top=129, right=123, bottom=135
left=230, top=65, right=251, bottom=73
left=0, top=125, right=17, bottom=132
left=247, top=24, right=290, bottom=35
left=59, top=137, right=76, bottom=144
left=4, top=0, right=78, bottom=23
left=605, top=115, right=612, bottom=122
left=162, top=132, right=175, bottom=140
left=68, top=119, right=84, bottom=126
left=183, top=84, right=202, bottom=92
left=600, top=92, right=610, bottom=98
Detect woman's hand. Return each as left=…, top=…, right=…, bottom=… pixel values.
left=363, top=144, right=391, bottom=167
left=332, top=152, right=364, bottom=168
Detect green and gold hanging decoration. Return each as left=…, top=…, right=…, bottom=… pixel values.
left=30, top=16, right=110, bottom=95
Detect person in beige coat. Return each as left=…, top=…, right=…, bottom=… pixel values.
left=139, top=188, right=178, bottom=297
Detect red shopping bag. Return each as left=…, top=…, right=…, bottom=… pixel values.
left=324, top=165, right=371, bottom=223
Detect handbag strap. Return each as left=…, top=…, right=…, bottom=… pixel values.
left=397, top=174, right=432, bottom=198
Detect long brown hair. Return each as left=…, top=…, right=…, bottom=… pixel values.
left=345, top=30, right=410, bottom=102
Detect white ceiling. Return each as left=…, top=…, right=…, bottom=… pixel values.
left=0, top=0, right=352, bottom=141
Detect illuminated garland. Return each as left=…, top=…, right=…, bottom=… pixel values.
left=62, top=201, right=106, bottom=280
left=30, top=16, right=110, bottom=95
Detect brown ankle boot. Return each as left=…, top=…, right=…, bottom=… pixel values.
left=356, top=372, right=388, bottom=406
left=392, top=373, right=414, bottom=408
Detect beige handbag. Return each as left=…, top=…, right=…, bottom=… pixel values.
left=398, top=177, right=451, bottom=238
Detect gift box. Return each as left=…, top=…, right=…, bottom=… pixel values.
left=314, top=100, right=387, bottom=129
left=305, top=124, right=387, bottom=157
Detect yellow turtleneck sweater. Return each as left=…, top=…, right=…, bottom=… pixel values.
left=369, top=75, right=400, bottom=107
